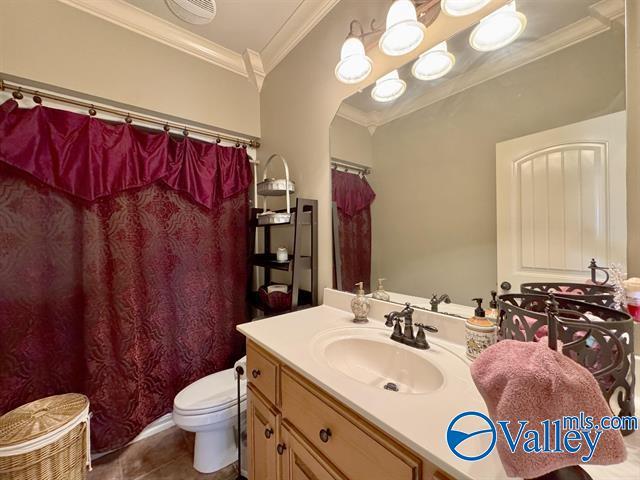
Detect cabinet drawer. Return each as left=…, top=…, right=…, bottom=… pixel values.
left=247, top=342, right=278, bottom=406
left=281, top=368, right=420, bottom=480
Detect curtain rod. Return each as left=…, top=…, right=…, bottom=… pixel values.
left=331, top=159, right=372, bottom=175
left=0, top=80, right=261, bottom=149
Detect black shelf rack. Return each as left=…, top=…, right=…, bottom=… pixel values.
left=249, top=198, right=318, bottom=315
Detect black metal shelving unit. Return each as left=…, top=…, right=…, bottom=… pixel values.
left=249, top=197, right=318, bottom=316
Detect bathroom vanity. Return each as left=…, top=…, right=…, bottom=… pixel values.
left=238, top=289, right=640, bottom=480
left=245, top=343, right=433, bottom=480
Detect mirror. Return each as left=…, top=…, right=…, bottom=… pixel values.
left=330, top=0, right=627, bottom=315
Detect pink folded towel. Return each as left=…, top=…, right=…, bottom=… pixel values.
left=471, top=340, right=626, bottom=478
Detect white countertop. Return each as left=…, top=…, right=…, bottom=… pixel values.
left=238, top=289, right=640, bottom=480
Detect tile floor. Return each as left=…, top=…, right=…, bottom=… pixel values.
left=88, top=427, right=240, bottom=480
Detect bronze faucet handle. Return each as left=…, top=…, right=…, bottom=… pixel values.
left=415, top=323, right=438, bottom=333
left=414, top=323, right=438, bottom=350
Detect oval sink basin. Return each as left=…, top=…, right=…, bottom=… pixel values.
left=315, top=330, right=445, bottom=395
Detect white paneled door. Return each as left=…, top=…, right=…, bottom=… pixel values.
left=497, top=112, right=627, bottom=290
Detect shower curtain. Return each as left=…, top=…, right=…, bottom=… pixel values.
left=0, top=99, right=252, bottom=452
left=332, top=169, right=376, bottom=292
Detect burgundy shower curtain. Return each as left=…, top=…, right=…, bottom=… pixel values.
left=332, top=170, right=375, bottom=292
left=0, top=99, right=252, bottom=452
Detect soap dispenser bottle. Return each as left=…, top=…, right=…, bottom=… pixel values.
left=371, top=278, right=391, bottom=301
left=485, top=290, right=499, bottom=323
left=351, top=282, right=370, bottom=324
left=465, top=298, right=497, bottom=360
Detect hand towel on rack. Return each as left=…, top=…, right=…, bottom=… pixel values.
left=471, top=340, right=626, bottom=479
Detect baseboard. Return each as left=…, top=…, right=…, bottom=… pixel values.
left=132, top=412, right=175, bottom=443
left=91, top=412, right=175, bottom=461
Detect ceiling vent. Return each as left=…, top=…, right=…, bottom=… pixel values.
left=165, top=0, right=217, bottom=25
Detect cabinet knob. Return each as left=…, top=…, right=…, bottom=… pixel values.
left=319, top=428, right=332, bottom=443
left=264, top=427, right=273, bottom=439
left=277, top=443, right=287, bottom=455
left=251, top=369, right=261, bottom=379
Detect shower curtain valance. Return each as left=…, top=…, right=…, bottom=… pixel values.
left=332, top=169, right=376, bottom=217
left=0, top=99, right=252, bottom=209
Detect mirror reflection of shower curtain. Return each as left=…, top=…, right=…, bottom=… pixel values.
left=331, top=170, right=376, bottom=292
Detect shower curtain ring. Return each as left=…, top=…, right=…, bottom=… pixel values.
left=88, top=106, right=97, bottom=116
left=163, top=124, right=170, bottom=132
left=12, top=89, right=23, bottom=100
left=32, top=95, right=42, bottom=105
left=216, top=137, right=221, bottom=144
left=125, top=114, right=132, bottom=124
left=183, top=128, right=189, bottom=137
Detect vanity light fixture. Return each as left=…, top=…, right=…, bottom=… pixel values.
left=411, top=41, right=455, bottom=80
left=440, top=0, right=490, bottom=17
left=371, top=70, right=406, bottom=103
left=335, top=20, right=376, bottom=84
left=469, top=0, right=527, bottom=52
left=335, top=37, right=373, bottom=84
left=379, top=0, right=426, bottom=56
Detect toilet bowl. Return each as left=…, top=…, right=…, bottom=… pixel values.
left=173, top=367, right=247, bottom=474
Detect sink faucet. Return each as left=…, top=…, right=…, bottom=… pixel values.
left=430, top=293, right=451, bottom=312
left=384, top=303, right=438, bottom=350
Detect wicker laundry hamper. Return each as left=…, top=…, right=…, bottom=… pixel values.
left=0, top=394, right=90, bottom=480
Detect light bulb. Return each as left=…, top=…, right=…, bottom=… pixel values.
left=371, top=70, right=406, bottom=103
left=379, top=0, right=426, bottom=56
left=335, top=36, right=373, bottom=84
left=412, top=41, right=455, bottom=80
left=441, top=0, right=491, bottom=17
left=469, top=1, right=527, bottom=52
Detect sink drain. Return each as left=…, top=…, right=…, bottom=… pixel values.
left=383, top=382, right=399, bottom=392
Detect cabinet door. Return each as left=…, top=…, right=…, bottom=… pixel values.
left=248, top=386, right=279, bottom=480
left=281, top=423, right=344, bottom=480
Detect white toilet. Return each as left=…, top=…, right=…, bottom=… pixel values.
left=173, top=364, right=247, bottom=473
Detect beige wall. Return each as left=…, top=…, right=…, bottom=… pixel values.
left=368, top=29, right=626, bottom=304
left=259, top=0, right=509, bottom=297
left=0, top=0, right=260, bottom=137
left=330, top=116, right=373, bottom=167
left=628, top=0, right=640, bottom=277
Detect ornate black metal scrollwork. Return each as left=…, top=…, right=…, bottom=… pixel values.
left=520, top=282, right=616, bottom=308
left=497, top=293, right=635, bottom=435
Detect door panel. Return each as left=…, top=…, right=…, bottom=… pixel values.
left=497, top=112, right=626, bottom=287
left=248, top=386, right=279, bottom=480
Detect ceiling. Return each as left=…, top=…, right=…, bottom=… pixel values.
left=125, top=0, right=305, bottom=54
left=341, top=0, right=625, bottom=125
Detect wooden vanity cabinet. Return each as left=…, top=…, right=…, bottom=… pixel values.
left=246, top=341, right=454, bottom=480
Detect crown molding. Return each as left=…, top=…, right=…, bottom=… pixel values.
left=57, top=0, right=338, bottom=90
left=57, top=0, right=248, bottom=76
left=243, top=49, right=266, bottom=92
left=336, top=102, right=381, bottom=134
left=589, top=0, right=625, bottom=24
left=261, top=0, right=341, bottom=73
left=343, top=5, right=623, bottom=129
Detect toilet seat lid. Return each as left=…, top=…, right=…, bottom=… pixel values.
left=174, top=368, right=247, bottom=415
